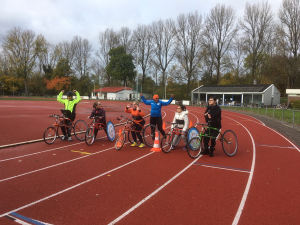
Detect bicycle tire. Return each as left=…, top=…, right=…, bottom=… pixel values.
left=222, top=130, right=238, bottom=156
left=115, top=132, right=126, bottom=150
left=85, top=128, right=95, bottom=146
left=106, top=121, right=115, bottom=142
left=44, top=127, right=57, bottom=145
left=161, top=134, right=173, bottom=153
left=74, top=120, right=88, bottom=141
left=143, top=124, right=159, bottom=147
left=187, top=137, right=202, bottom=158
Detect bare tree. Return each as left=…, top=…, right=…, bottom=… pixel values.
left=203, top=4, right=238, bottom=84
left=277, top=0, right=300, bottom=88
left=1, top=27, right=47, bottom=94
left=71, top=35, right=93, bottom=77
left=96, top=28, right=119, bottom=85
left=151, top=19, right=176, bottom=98
left=239, top=1, right=274, bottom=84
left=174, top=11, right=204, bottom=96
left=118, top=27, right=133, bottom=54
left=133, top=24, right=154, bottom=87
left=229, top=36, right=247, bottom=79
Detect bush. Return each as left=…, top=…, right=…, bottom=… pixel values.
left=291, top=100, right=300, bottom=109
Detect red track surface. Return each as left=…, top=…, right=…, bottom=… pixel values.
left=0, top=100, right=299, bottom=224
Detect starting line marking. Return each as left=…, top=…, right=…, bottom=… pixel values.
left=255, top=143, right=296, bottom=149
left=193, top=162, right=251, bottom=173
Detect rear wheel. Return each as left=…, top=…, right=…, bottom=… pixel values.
left=44, top=127, right=57, bottom=144
left=187, top=137, right=202, bottom=158
left=143, top=124, right=159, bottom=147
left=115, top=132, right=126, bottom=150
left=222, top=130, right=238, bottom=156
left=85, top=128, right=95, bottom=146
left=74, top=120, right=88, bottom=141
left=161, top=134, right=173, bottom=153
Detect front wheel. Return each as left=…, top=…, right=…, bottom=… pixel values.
left=222, top=130, right=238, bottom=156
left=161, top=134, right=173, bottom=153
left=115, top=132, right=126, bottom=150
left=106, top=121, right=116, bottom=142
left=44, top=127, right=57, bottom=144
left=85, top=128, right=95, bottom=146
left=187, top=137, right=202, bottom=158
left=74, top=120, right=88, bottom=141
left=143, top=124, right=159, bottom=147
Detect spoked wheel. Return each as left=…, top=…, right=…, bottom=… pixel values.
left=74, top=120, right=88, bottom=141
left=85, top=128, right=95, bottom=146
left=115, top=132, right=126, bottom=150
left=143, top=124, right=159, bottom=147
left=161, top=134, right=173, bottom=153
left=222, top=130, right=238, bottom=156
left=128, top=130, right=140, bottom=144
left=187, top=137, right=202, bottom=158
left=44, top=127, right=57, bottom=144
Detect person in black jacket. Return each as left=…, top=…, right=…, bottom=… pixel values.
left=202, top=96, right=222, bottom=157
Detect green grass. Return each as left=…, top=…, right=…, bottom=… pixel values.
left=0, top=97, right=57, bottom=101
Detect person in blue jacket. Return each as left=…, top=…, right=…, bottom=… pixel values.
left=140, top=93, right=174, bottom=138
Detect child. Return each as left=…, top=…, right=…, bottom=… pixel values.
left=125, top=101, right=146, bottom=148
left=171, top=105, right=189, bottom=151
left=57, top=90, right=81, bottom=141
left=87, top=101, right=109, bottom=140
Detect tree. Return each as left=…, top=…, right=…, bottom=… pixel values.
left=239, top=1, right=274, bottom=84
left=45, top=76, right=70, bottom=91
left=1, top=27, right=47, bottom=94
left=52, top=58, right=72, bottom=78
left=105, top=46, right=136, bottom=86
left=203, top=4, right=238, bottom=84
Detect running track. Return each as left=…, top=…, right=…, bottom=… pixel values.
left=0, top=100, right=299, bottom=224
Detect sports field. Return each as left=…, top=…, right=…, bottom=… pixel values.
left=0, top=100, right=299, bottom=224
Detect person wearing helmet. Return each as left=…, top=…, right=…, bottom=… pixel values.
left=57, top=90, right=81, bottom=141
left=140, top=93, right=174, bottom=138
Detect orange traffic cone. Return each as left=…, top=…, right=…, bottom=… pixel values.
left=150, top=131, right=161, bottom=152
left=189, top=120, right=193, bottom=128
left=116, top=129, right=123, bottom=148
left=163, top=121, right=166, bottom=131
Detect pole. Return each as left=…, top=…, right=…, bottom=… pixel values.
left=13, top=85, right=14, bottom=97
left=94, top=80, right=95, bottom=99
left=136, top=40, right=139, bottom=100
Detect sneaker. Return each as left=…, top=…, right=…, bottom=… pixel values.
left=68, top=137, right=72, bottom=142
left=183, top=146, right=188, bottom=151
left=139, top=143, right=145, bottom=148
left=131, top=142, right=139, bottom=147
left=171, top=146, right=175, bottom=150
left=200, top=148, right=209, bottom=155
left=60, top=136, right=67, bottom=141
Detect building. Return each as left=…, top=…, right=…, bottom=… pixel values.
left=286, top=89, right=300, bottom=101
left=191, top=84, right=280, bottom=106
left=91, top=87, right=152, bottom=100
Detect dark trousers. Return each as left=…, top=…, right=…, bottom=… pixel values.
left=94, top=120, right=108, bottom=138
left=150, top=116, right=165, bottom=136
left=61, top=119, right=73, bottom=137
left=203, top=128, right=220, bottom=149
left=132, top=120, right=145, bottom=143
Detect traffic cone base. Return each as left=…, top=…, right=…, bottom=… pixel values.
left=150, top=131, right=161, bottom=152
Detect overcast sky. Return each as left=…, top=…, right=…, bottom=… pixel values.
left=0, top=0, right=283, bottom=49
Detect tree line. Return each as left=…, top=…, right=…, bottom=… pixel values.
left=1, top=0, right=300, bottom=99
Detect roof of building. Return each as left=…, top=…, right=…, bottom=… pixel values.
left=93, top=87, right=133, bottom=93
left=192, top=84, right=272, bottom=93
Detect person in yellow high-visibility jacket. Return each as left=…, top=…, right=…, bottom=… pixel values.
left=57, top=90, right=81, bottom=141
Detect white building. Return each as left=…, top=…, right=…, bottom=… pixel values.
left=191, top=84, right=280, bottom=106
left=286, top=89, right=300, bottom=101
left=92, top=87, right=151, bottom=100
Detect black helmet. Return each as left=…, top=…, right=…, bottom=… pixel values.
left=66, top=91, right=73, bottom=97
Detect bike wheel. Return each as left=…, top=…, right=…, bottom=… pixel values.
left=106, top=121, right=116, bottom=142
left=187, top=137, right=202, bottom=158
left=85, top=128, right=95, bottom=146
left=115, top=132, right=126, bottom=150
left=143, top=124, right=159, bottom=147
left=44, top=127, right=57, bottom=144
left=128, top=130, right=140, bottom=144
left=222, top=130, right=238, bottom=156
left=161, top=134, right=173, bottom=153
left=74, top=120, right=88, bottom=141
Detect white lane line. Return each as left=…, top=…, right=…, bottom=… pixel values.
left=0, top=152, right=154, bottom=218
left=108, top=156, right=202, bottom=225
left=256, top=144, right=296, bottom=149
left=222, top=111, right=265, bottom=126
left=200, top=165, right=250, bottom=173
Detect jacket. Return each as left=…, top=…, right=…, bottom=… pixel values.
left=125, top=107, right=145, bottom=123
left=141, top=96, right=173, bottom=117
left=90, top=107, right=106, bottom=123
left=57, top=91, right=81, bottom=120
left=172, top=110, right=189, bottom=132
left=204, top=104, right=222, bottom=129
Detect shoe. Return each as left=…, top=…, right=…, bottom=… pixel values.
left=68, top=137, right=72, bottom=142
left=171, top=146, right=175, bottom=150
left=139, top=143, right=145, bottom=148
left=131, top=142, right=139, bottom=147
left=200, top=147, right=209, bottom=155
left=209, top=150, right=213, bottom=157
left=60, top=136, right=67, bottom=141
left=183, top=146, right=187, bottom=151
